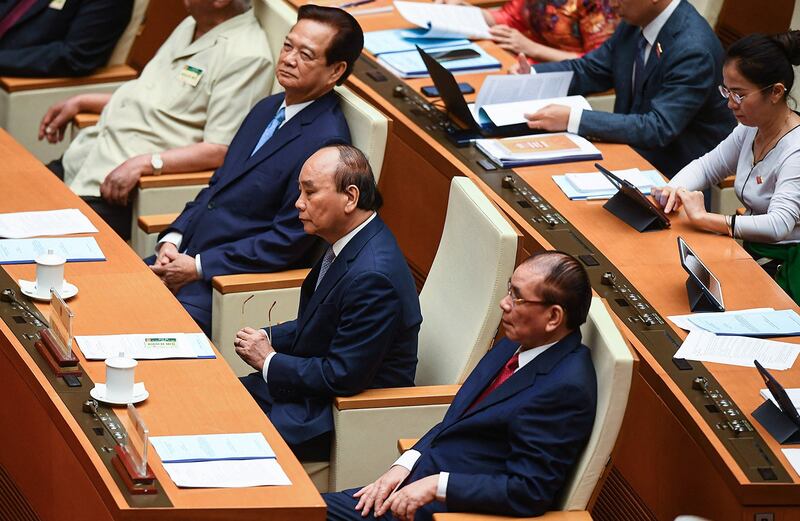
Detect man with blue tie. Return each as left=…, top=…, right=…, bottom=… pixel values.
left=149, top=5, right=364, bottom=336
left=324, top=251, right=597, bottom=520
left=234, top=145, right=421, bottom=461
left=520, top=0, right=736, bottom=178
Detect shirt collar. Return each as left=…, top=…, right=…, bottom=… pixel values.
left=516, top=341, right=557, bottom=371
left=331, top=212, right=377, bottom=257
left=642, top=0, right=680, bottom=46
left=277, top=99, right=315, bottom=127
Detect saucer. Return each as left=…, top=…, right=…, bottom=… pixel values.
left=18, top=279, right=78, bottom=301
left=89, top=382, right=149, bottom=405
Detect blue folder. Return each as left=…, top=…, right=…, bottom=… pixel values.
left=365, top=28, right=470, bottom=56
left=377, top=42, right=501, bottom=78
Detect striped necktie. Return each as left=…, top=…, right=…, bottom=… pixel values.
left=315, top=247, right=336, bottom=290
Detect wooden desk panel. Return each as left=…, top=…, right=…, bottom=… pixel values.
left=0, top=129, right=324, bottom=520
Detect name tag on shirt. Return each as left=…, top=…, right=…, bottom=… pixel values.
left=49, top=0, right=67, bottom=10
left=179, top=65, right=204, bottom=87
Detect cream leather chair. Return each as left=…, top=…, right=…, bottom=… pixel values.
left=0, top=0, right=149, bottom=164
left=428, top=297, right=635, bottom=521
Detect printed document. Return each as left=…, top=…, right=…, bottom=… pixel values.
left=475, top=72, right=573, bottom=110
left=0, top=209, right=97, bottom=238
left=760, top=388, right=800, bottom=413
left=476, top=95, right=591, bottom=127
left=394, top=1, right=491, bottom=39
left=150, top=433, right=275, bottom=463
left=668, top=308, right=774, bottom=332
left=552, top=169, right=665, bottom=200
left=782, top=449, right=800, bottom=478
left=0, top=237, right=104, bottom=264
left=161, top=459, right=291, bottom=488
left=75, top=333, right=215, bottom=360
left=673, top=330, right=800, bottom=370
left=687, top=309, right=800, bottom=336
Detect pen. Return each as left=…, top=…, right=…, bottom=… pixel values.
left=584, top=195, right=610, bottom=201
left=339, top=0, right=374, bottom=8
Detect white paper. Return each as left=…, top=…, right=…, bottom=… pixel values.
left=394, top=1, right=490, bottom=39
left=782, top=449, right=800, bottom=477
left=475, top=72, right=573, bottom=110
left=668, top=308, right=775, bottom=332
left=150, top=433, right=275, bottom=463
left=0, top=209, right=97, bottom=239
left=565, top=169, right=652, bottom=193
left=0, top=237, right=104, bottom=264
left=673, top=330, right=800, bottom=370
left=477, top=95, right=591, bottom=127
left=162, top=458, right=291, bottom=488
left=75, top=333, right=215, bottom=360
left=760, top=388, right=800, bottom=413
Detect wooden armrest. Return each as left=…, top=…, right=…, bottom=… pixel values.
left=73, top=113, right=99, bottom=129
left=137, top=213, right=178, bottom=234
left=211, top=269, right=311, bottom=294
left=434, top=512, right=592, bottom=521
left=138, top=170, right=214, bottom=189
left=334, top=385, right=460, bottom=411
left=397, top=438, right=419, bottom=453
left=718, top=175, right=735, bottom=189
left=0, top=65, right=137, bottom=93
left=588, top=89, right=614, bottom=97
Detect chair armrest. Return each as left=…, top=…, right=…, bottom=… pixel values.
left=73, top=113, right=100, bottom=129
left=137, top=213, right=178, bottom=234
left=211, top=269, right=311, bottom=294
left=138, top=171, right=214, bottom=189
left=718, top=175, right=735, bottom=189
left=0, top=64, right=137, bottom=92
left=334, top=385, right=460, bottom=411
left=434, top=512, right=592, bottom=521
left=397, top=438, right=419, bottom=453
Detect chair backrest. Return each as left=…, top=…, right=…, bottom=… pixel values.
left=687, top=0, right=724, bottom=29
left=334, top=86, right=389, bottom=180
left=791, top=3, right=800, bottom=103
left=108, top=0, right=151, bottom=66
left=559, top=297, right=635, bottom=510
left=254, top=0, right=298, bottom=94
left=415, top=177, right=517, bottom=386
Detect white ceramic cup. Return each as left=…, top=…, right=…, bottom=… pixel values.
left=34, top=249, right=65, bottom=299
left=105, top=355, right=138, bottom=403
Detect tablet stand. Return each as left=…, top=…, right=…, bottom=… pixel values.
left=753, top=399, right=800, bottom=444
left=604, top=191, right=664, bottom=232
left=685, top=277, right=722, bottom=312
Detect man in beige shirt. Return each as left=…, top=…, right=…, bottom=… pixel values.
left=38, top=0, right=272, bottom=240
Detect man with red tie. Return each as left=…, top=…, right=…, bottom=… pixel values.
left=325, top=251, right=598, bottom=520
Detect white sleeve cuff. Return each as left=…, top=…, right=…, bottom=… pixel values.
left=157, top=232, right=183, bottom=253
left=567, top=107, right=583, bottom=134
left=436, top=472, right=449, bottom=502
left=392, top=449, right=421, bottom=471
left=261, top=351, right=277, bottom=383
left=194, top=254, right=203, bottom=278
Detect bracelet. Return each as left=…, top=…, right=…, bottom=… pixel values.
left=730, top=214, right=737, bottom=238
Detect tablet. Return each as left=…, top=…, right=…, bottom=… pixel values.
left=595, top=163, right=670, bottom=231
left=755, top=360, right=800, bottom=427
left=677, top=236, right=725, bottom=312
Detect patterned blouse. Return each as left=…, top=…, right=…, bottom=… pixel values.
left=493, top=0, right=620, bottom=54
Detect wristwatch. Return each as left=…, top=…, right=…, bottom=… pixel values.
left=150, top=153, right=164, bottom=176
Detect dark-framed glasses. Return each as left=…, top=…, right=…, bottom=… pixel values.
left=506, top=280, right=555, bottom=308
left=718, top=84, right=775, bottom=105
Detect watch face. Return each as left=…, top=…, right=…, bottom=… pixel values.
left=152, top=155, right=163, bottom=170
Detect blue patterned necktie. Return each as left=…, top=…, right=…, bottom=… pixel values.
left=633, top=32, right=648, bottom=96
left=315, top=247, right=336, bottom=290
left=250, top=107, right=286, bottom=157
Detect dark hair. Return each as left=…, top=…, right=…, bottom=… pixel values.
left=332, top=144, right=383, bottom=211
left=522, top=251, right=592, bottom=330
left=726, top=30, right=800, bottom=97
left=297, top=5, right=364, bottom=85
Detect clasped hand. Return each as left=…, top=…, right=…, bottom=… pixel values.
left=352, top=466, right=438, bottom=520
left=234, top=327, right=274, bottom=371
left=149, top=242, right=199, bottom=293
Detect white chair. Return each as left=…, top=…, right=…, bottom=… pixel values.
left=430, top=297, right=636, bottom=521
left=0, top=0, right=149, bottom=163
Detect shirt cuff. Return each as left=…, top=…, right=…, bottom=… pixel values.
left=261, top=350, right=277, bottom=383
left=567, top=107, right=583, bottom=134
left=436, top=472, right=449, bottom=502
left=195, top=254, right=203, bottom=278
left=393, top=449, right=421, bottom=471
left=157, top=232, right=183, bottom=254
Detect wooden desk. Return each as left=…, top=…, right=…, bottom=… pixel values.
left=0, top=130, right=323, bottom=520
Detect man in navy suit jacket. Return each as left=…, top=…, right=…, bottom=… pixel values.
left=149, top=6, right=365, bottom=336
left=234, top=145, right=422, bottom=461
left=325, top=251, right=597, bottom=520
left=523, top=0, right=736, bottom=178
left=0, top=0, right=133, bottom=77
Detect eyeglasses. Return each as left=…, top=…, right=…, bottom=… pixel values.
left=718, top=84, right=775, bottom=105
left=506, top=280, right=555, bottom=308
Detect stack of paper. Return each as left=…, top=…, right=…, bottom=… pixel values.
left=394, top=1, right=491, bottom=39
left=475, top=132, right=602, bottom=168
left=75, top=333, right=216, bottom=360
left=473, top=95, right=591, bottom=128
left=378, top=42, right=500, bottom=78
left=0, top=237, right=105, bottom=264
left=760, top=388, right=800, bottom=413
left=364, top=29, right=469, bottom=56
left=150, top=433, right=291, bottom=488
left=673, top=330, right=800, bottom=370
left=687, top=309, right=800, bottom=337
left=474, top=72, right=574, bottom=109
left=0, top=209, right=97, bottom=238
left=668, top=308, right=774, bottom=332
left=552, top=168, right=666, bottom=200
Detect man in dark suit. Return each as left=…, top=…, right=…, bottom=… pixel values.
left=521, top=0, right=736, bottom=178
left=148, top=5, right=364, bottom=336
left=234, top=145, right=422, bottom=461
left=324, top=251, right=597, bottom=520
left=0, top=0, right=133, bottom=77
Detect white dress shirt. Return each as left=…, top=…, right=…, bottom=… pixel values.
left=157, top=99, right=316, bottom=275
left=563, top=0, right=681, bottom=134
left=259, top=212, right=378, bottom=382
left=393, top=341, right=557, bottom=502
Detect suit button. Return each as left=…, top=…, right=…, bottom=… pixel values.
left=207, top=201, right=215, bottom=210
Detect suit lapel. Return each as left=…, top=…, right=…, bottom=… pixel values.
left=11, top=0, right=49, bottom=27
left=633, top=3, right=685, bottom=109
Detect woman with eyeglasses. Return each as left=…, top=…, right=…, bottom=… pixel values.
left=652, top=30, right=800, bottom=302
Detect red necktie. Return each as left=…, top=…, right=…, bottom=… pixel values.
left=0, top=0, right=38, bottom=40
left=469, top=352, right=520, bottom=410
